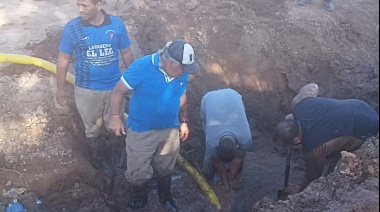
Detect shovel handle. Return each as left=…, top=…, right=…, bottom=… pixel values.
left=284, top=145, right=292, bottom=187
left=277, top=145, right=292, bottom=200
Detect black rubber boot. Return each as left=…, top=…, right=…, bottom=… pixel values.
left=85, top=137, right=113, bottom=177
left=157, top=175, right=179, bottom=212
left=128, top=184, right=148, bottom=210
left=115, top=135, right=127, bottom=168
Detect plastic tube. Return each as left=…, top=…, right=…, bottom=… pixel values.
left=0, top=53, right=222, bottom=210
left=0, top=53, right=75, bottom=84
left=177, top=155, right=222, bottom=209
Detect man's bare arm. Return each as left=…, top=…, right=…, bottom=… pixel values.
left=229, top=150, right=245, bottom=179
left=299, top=145, right=327, bottom=192
left=120, top=47, right=134, bottom=70
left=179, top=92, right=189, bottom=141
left=179, top=92, right=188, bottom=121
left=212, top=157, right=230, bottom=190
left=229, top=151, right=245, bottom=189
left=109, top=81, right=129, bottom=135
left=56, top=51, right=71, bottom=106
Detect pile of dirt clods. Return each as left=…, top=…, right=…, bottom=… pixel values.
left=252, top=135, right=379, bottom=212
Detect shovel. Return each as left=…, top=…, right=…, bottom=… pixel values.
left=277, top=145, right=292, bottom=200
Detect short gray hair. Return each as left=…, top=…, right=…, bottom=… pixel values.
left=273, top=119, right=299, bottom=145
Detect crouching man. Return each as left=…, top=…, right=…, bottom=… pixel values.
left=273, top=83, right=379, bottom=195
left=200, top=88, right=253, bottom=190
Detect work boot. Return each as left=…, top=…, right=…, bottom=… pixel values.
left=128, top=184, right=149, bottom=210
left=323, top=0, right=334, bottom=11
left=291, top=83, right=319, bottom=110
left=85, top=137, right=113, bottom=177
left=157, top=175, right=179, bottom=212
left=115, top=135, right=127, bottom=168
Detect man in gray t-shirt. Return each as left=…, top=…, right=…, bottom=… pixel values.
left=200, top=88, right=252, bottom=190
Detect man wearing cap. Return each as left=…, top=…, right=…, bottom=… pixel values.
left=200, top=88, right=252, bottom=191
left=109, top=40, right=199, bottom=211
left=273, top=83, right=379, bottom=195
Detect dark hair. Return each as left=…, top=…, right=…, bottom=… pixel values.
left=273, top=119, right=300, bottom=145
left=216, top=135, right=238, bottom=162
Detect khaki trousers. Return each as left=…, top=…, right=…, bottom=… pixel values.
left=125, top=128, right=180, bottom=185
left=75, top=86, right=125, bottom=138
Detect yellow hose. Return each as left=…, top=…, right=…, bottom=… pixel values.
left=177, top=155, right=222, bottom=209
left=0, top=53, right=222, bottom=210
left=0, top=53, right=75, bottom=84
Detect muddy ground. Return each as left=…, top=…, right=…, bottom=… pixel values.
left=0, top=0, right=379, bottom=211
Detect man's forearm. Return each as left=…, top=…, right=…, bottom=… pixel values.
left=56, top=54, right=69, bottom=90
left=120, top=47, right=134, bottom=69
left=213, top=159, right=229, bottom=188
left=179, top=93, right=188, bottom=121
left=299, top=163, right=324, bottom=192
left=299, top=147, right=327, bottom=192
left=230, top=156, right=244, bottom=180
left=57, top=67, right=67, bottom=90
left=110, top=81, right=128, bottom=116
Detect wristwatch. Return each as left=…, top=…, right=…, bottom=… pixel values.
left=181, top=118, right=189, bottom=124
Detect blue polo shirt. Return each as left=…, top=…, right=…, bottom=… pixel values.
left=59, top=11, right=131, bottom=90
left=294, top=97, right=379, bottom=152
left=122, top=52, right=188, bottom=132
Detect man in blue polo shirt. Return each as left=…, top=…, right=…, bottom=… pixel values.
left=273, top=83, right=379, bottom=195
left=200, top=88, right=252, bottom=191
left=56, top=0, right=134, bottom=176
left=109, top=40, right=199, bottom=211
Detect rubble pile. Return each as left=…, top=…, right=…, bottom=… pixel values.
left=253, top=136, right=379, bottom=212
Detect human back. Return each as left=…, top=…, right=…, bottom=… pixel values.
left=201, top=88, right=252, bottom=150
left=294, top=97, right=379, bottom=152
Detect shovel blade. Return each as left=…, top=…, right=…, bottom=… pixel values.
left=277, top=189, right=287, bottom=201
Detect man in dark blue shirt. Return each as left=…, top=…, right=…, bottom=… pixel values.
left=273, top=83, right=379, bottom=195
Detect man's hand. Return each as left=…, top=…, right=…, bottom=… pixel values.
left=221, top=173, right=231, bottom=191
left=282, top=184, right=300, bottom=195
left=227, top=172, right=238, bottom=190
left=180, top=123, right=189, bottom=141
left=212, top=158, right=231, bottom=191
left=109, top=115, right=126, bottom=136
left=56, top=88, right=67, bottom=106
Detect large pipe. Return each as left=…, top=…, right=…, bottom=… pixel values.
left=0, top=53, right=222, bottom=210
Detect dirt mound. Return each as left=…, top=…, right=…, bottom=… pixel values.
left=252, top=136, right=379, bottom=212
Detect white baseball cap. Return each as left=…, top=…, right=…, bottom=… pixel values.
left=165, top=40, right=200, bottom=74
